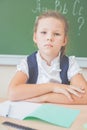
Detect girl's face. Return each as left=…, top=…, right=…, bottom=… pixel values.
left=33, top=17, right=67, bottom=58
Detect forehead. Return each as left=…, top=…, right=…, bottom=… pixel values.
left=37, top=17, right=65, bottom=30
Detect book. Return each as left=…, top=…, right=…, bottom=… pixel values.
left=0, top=101, right=80, bottom=128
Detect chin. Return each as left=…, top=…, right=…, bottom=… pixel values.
left=44, top=51, right=56, bottom=57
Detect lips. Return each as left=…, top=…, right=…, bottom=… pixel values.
left=44, top=44, right=53, bottom=47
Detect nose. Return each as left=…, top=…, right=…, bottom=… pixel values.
left=47, top=33, right=53, bottom=41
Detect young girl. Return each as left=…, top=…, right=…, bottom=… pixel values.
left=8, top=10, right=87, bottom=104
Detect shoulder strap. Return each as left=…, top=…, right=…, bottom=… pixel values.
left=26, top=51, right=38, bottom=84
left=60, top=55, right=70, bottom=84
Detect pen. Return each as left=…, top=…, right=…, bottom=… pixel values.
left=6, top=104, right=11, bottom=117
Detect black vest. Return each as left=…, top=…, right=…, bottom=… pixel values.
left=27, top=52, right=70, bottom=84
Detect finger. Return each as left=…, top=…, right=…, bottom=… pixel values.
left=67, top=88, right=81, bottom=97
left=61, top=89, right=73, bottom=101
left=70, top=85, right=85, bottom=93
left=53, top=88, right=73, bottom=101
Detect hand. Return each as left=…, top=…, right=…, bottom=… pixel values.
left=53, top=85, right=85, bottom=101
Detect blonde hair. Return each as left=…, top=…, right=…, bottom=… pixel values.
left=33, top=10, right=69, bottom=56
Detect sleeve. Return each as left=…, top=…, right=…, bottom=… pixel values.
left=16, top=57, right=29, bottom=78
left=68, top=56, right=81, bottom=80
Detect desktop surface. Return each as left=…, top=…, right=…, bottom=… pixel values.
left=0, top=98, right=87, bottom=130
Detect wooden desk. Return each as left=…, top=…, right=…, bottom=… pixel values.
left=0, top=98, right=87, bottom=130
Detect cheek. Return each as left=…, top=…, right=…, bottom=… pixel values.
left=55, top=40, right=63, bottom=46
left=54, top=43, right=64, bottom=51
left=55, top=44, right=62, bottom=50
left=56, top=37, right=66, bottom=45
left=36, top=36, right=42, bottom=44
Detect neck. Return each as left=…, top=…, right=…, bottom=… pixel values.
left=39, top=52, right=59, bottom=66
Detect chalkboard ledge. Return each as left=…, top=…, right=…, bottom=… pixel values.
left=0, top=55, right=87, bottom=68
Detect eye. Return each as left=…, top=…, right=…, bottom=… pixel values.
left=54, top=33, right=60, bottom=36
left=41, top=31, right=47, bottom=34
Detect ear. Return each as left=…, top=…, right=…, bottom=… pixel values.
left=33, top=33, right=37, bottom=44
left=62, top=36, right=68, bottom=46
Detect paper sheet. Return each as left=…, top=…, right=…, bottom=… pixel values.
left=0, top=101, right=11, bottom=117
left=0, top=101, right=42, bottom=119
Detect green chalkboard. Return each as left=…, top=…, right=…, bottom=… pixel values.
left=0, top=0, right=87, bottom=57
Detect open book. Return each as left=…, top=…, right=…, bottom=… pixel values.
left=0, top=101, right=80, bottom=128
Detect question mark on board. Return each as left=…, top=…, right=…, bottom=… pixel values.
left=78, top=17, right=85, bottom=36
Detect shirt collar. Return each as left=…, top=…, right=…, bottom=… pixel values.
left=37, top=51, right=61, bottom=66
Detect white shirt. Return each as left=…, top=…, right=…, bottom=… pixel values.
left=17, top=51, right=81, bottom=84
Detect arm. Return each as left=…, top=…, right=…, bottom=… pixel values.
left=8, top=71, right=86, bottom=103
left=25, top=93, right=73, bottom=104
left=8, top=71, right=53, bottom=101
left=46, top=74, right=87, bottom=104
left=69, top=73, right=87, bottom=104
left=24, top=74, right=87, bottom=105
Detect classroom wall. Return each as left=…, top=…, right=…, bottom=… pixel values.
left=0, top=65, right=16, bottom=98
left=0, top=65, right=87, bottom=98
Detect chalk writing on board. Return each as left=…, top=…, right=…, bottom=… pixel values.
left=32, top=0, right=48, bottom=13
left=78, top=17, right=85, bottom=35
left=55, top=0, right=68, bottom=14
left=32, top=0, right=85, bottom=36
